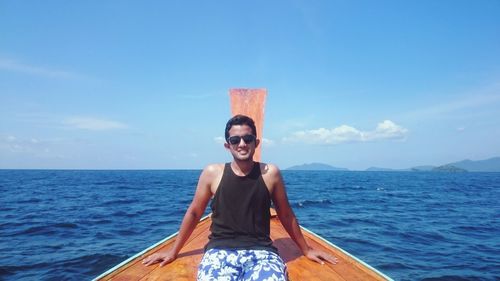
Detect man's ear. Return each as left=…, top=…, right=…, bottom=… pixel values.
left=255, top=138, right=260, bottom=148
left=224, top=142, right=230, bottom=150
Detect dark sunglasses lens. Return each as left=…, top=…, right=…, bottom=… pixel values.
left=227, top=135, right=255, bottom=145
left=242, top=135, right=256, bottom=143
left=228, top=136, right=241, bottom=144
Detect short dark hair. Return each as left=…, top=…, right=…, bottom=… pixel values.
left=225, top=114, right=257, bottom=140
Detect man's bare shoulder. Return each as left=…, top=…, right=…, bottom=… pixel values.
left=200, top=164, right=224, bottom=182
left=259, top=162, right=282, bottom=178
left=200, top=164, right=225, bottom=194
left=201, top=163, right=225, bottom=179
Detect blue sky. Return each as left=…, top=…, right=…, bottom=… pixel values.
left=1, top=1, right=499, bottom=170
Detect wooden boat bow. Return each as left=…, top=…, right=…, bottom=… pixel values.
left=94, top=208, right=391, bottom=280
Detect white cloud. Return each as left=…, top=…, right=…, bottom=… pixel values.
left=0, top=57, right=83, bottom=79
left=1, top=134, right=48, bottom=155
left=284, top=120, right=408, bottom=145
left=365, top=120, right=408, bottom=141
left=214, top=136, right=225, bottom=145
left=0, top=135, right=73, bottom=163
left=64, top=117, right=127, bottom=131
left=261, top=138, right=275, bottom=147
left=0, top=135, right=21, bottom=153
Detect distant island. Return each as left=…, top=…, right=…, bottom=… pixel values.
left=365, top=167, right=411, bottom=172
left=431, top=165, right=468, bottom=172
left=446, top=157, right=500, bottom=172
left=286, top=157, right=500, bottom=172
left=368, top=165, right=466, bottom=172
left=286, top=163, right=348, bottom=171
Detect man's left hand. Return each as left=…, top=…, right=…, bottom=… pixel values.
left=305, top=249, right=338, bottom=265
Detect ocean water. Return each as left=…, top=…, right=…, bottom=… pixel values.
left=0, top=170, right=499, bottom=281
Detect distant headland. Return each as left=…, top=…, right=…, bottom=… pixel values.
left=286, top=157, right=500, bottom=172
left=287, top=163, right=348, bottom=171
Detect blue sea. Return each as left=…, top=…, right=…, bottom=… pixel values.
left=0, top=170, right=499, bottom=281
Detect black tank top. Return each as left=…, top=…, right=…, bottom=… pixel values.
left=205, top=162, right=277, bottom=253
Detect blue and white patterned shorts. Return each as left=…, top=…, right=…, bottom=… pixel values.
left=197, top=248, right=288, bottom=281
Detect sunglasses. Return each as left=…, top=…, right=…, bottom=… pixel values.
left=227, top=134, right=256, bottom=145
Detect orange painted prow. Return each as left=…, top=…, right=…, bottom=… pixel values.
left=229, top=88, right=267, bottom=162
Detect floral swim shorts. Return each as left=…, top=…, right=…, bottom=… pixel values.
left=197, top=248, right=288, bottom=281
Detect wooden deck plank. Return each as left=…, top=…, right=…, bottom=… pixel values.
left=100, top=218, right=210, bottom=280
left=140, top=228, right=207, bottom=280
left=134, top=220, right=210, bottom=281
left=269, top=218, right=346, bottom=281
left=305, top=232, right=386, bottom=281
left=270, top=216, right=385, bottom=281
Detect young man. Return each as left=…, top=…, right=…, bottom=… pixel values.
left=143, top=115, right=337, bottom=280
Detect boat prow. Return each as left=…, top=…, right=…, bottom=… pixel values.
left=94, top=209, right=392, bottom=280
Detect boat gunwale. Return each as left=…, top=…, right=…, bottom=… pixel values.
left=299, top=225, right=394, bottom=281
left=91, top=214, right=211, bottom=281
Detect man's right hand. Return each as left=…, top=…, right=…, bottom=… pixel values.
left=142, top=249, right=177, bottom=267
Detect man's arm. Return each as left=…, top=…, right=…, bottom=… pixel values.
left=269, top=164, right=338, bottom=265
left=142, top=165, right=217, bottom=267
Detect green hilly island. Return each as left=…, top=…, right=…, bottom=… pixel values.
left=287, top=157, right=500, bottom=172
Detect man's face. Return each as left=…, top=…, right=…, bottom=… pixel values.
left=224, top=124, right=259, bottom=161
